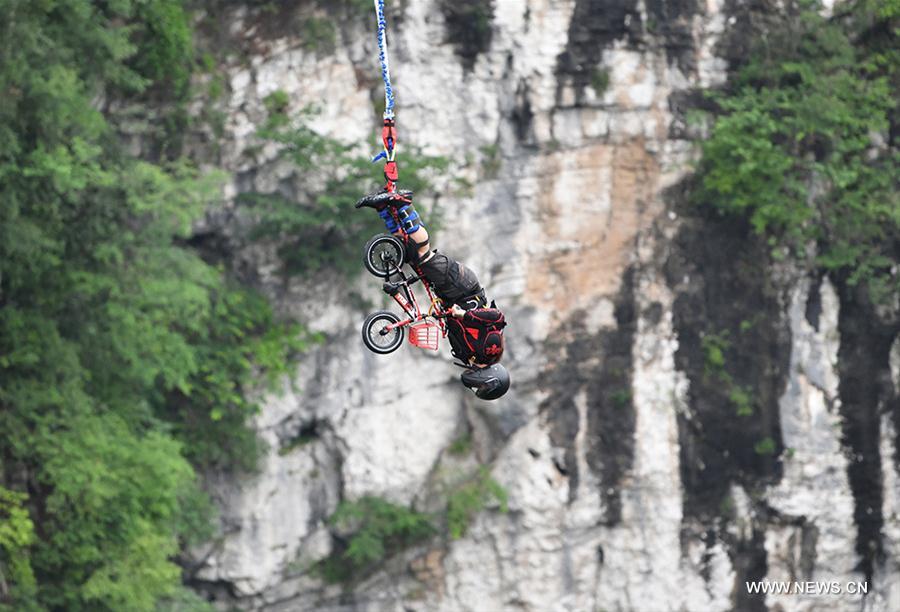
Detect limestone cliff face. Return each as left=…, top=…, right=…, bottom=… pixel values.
left=183, top=1, right=900, bottom=610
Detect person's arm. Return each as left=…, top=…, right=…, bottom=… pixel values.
left=406, top=226, right=432, bottom=261
left=462, top=308, right=504, bottom=325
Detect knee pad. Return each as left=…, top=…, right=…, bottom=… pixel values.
left=405, top=238, right=430, bottom=264
left=396, top=204, right=422, bottom=233
left=378, top=207, right=399, bottom=233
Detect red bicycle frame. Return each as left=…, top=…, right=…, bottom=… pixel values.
left=379, top=248, right=449, bottom=352
left=382, top=264, right=448, bottom=334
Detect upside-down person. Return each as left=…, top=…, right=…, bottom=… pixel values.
left=357, top=189, right=510, bottom=400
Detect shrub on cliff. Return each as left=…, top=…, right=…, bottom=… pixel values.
left=694, top=0, right=898, bottom=302
left=315, top=468, right=509, bottom=584
left=446, top=467, right=509, bottom=540
left=316, top=497, right=435, bottom=583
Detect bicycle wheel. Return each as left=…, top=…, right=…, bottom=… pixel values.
left=363, top=234, right=405, bottom=278
left=362, top=310, right=404, bottom=354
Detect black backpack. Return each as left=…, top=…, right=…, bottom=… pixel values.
left=448, top=303, right=506, bottom=365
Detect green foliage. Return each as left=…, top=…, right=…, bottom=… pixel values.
left=155, top=286, right=306, bottom=471
left=21, top=413, right=201, bottom=611
left=205, top=73, right=226, bottom=101
left=0, top=487, right=37, bottom=607
left=130, top=0, right=194, bottom=97
left=317, top=471, right=508, bottom=583
left=701, top=331, right=730, bottom=378
left=244, top=107, right=449, bottom=276
left=448, top=433, right=473, bottom=456
left=0, top=1, right=302, bottom=609
left=611, top=388, right=632, bottom=409
left=719, top=494, right=735, bottom=517
left=301, top=16, right=337, bottom=53
left=729, top=386, right=754, bottom=417
left=446, top=468, right=508, bottom=540
left=156, top=587, right=216, bottom=612
left=685, top=109, right=711, bottom=130
left=701, top=331, right=757, bottom=416
left=318, top=497, right=435, bottom=583
left=694, top=0, right=898, bottom=301
left=338, top=0, right=375, bottom=16
left=263, top=90, right=290, bottom=116
left=591, top=68, right=610, bottom=95
left=754, top=436, right=777, bottom=455
left=480, top=143, right=502, bottom=179
left=452, top=175, right=475, bottom=198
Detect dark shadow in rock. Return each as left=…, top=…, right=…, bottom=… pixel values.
left=644, top=0, right=699, bottom=74
left=439, top=0, right=495, bottom=72
left=555, top=0, right=642, bottom=106
left=665, top=175, right=791, bottom=610
left=834, top=278, right=899, bottom=582
left=540, top=268, right=637, bottom=523
left=665, top=177, right=790, bottom=519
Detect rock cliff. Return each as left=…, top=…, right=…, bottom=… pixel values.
left=182, top=1, right=900, bottom=610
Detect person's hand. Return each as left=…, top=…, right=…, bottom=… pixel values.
left=450, top=303, right=466, bottom=318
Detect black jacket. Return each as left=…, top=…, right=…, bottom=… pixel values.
left=419, top=251, right=483, bottom=308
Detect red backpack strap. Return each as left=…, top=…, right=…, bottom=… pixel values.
left=447, top=317, right=477, bottom=360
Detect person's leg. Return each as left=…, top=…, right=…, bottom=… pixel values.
left=356, top=190, right=433, bottom=261
left=402, top=226, right=433, bottom=262
left=385, top=205, right=431, bottom=262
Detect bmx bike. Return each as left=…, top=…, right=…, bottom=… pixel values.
left=360, top=233, right=451, bottom=355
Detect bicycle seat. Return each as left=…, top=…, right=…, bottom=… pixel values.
left=382, top=281, right=403, bottom=296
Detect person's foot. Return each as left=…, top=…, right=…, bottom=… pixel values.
left=355, top=189, right=413, bottom=210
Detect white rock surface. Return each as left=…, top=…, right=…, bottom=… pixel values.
left=763, top=279, right=864, bottom=611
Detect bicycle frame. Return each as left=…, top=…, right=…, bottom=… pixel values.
left=371, top=205, right=452, bottom=350
left=382, top=263, right=449, bottom=337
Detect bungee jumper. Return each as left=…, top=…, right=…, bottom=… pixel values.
left=356, top=0, right=510, bottom=400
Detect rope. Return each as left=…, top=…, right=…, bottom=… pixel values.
left=370, top=0, right=399, bottom=190
left=374, top=0, right=394, bottom=121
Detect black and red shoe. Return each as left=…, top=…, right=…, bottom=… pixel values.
left=354, top=189, right=413, bottom=210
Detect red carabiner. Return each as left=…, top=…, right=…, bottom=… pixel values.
left=381, top=118, right=399, bottom=192
left=382, top=118, right=397, bottom=154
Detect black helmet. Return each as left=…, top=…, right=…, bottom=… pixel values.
left=460, top=364, right=510, bottom=400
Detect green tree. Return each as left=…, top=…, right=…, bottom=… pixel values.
left=694, top=0, right=898, bottom=301
left=0, top=2, right=300, bottom=609
left=244, top=100, right=449, bottom=276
